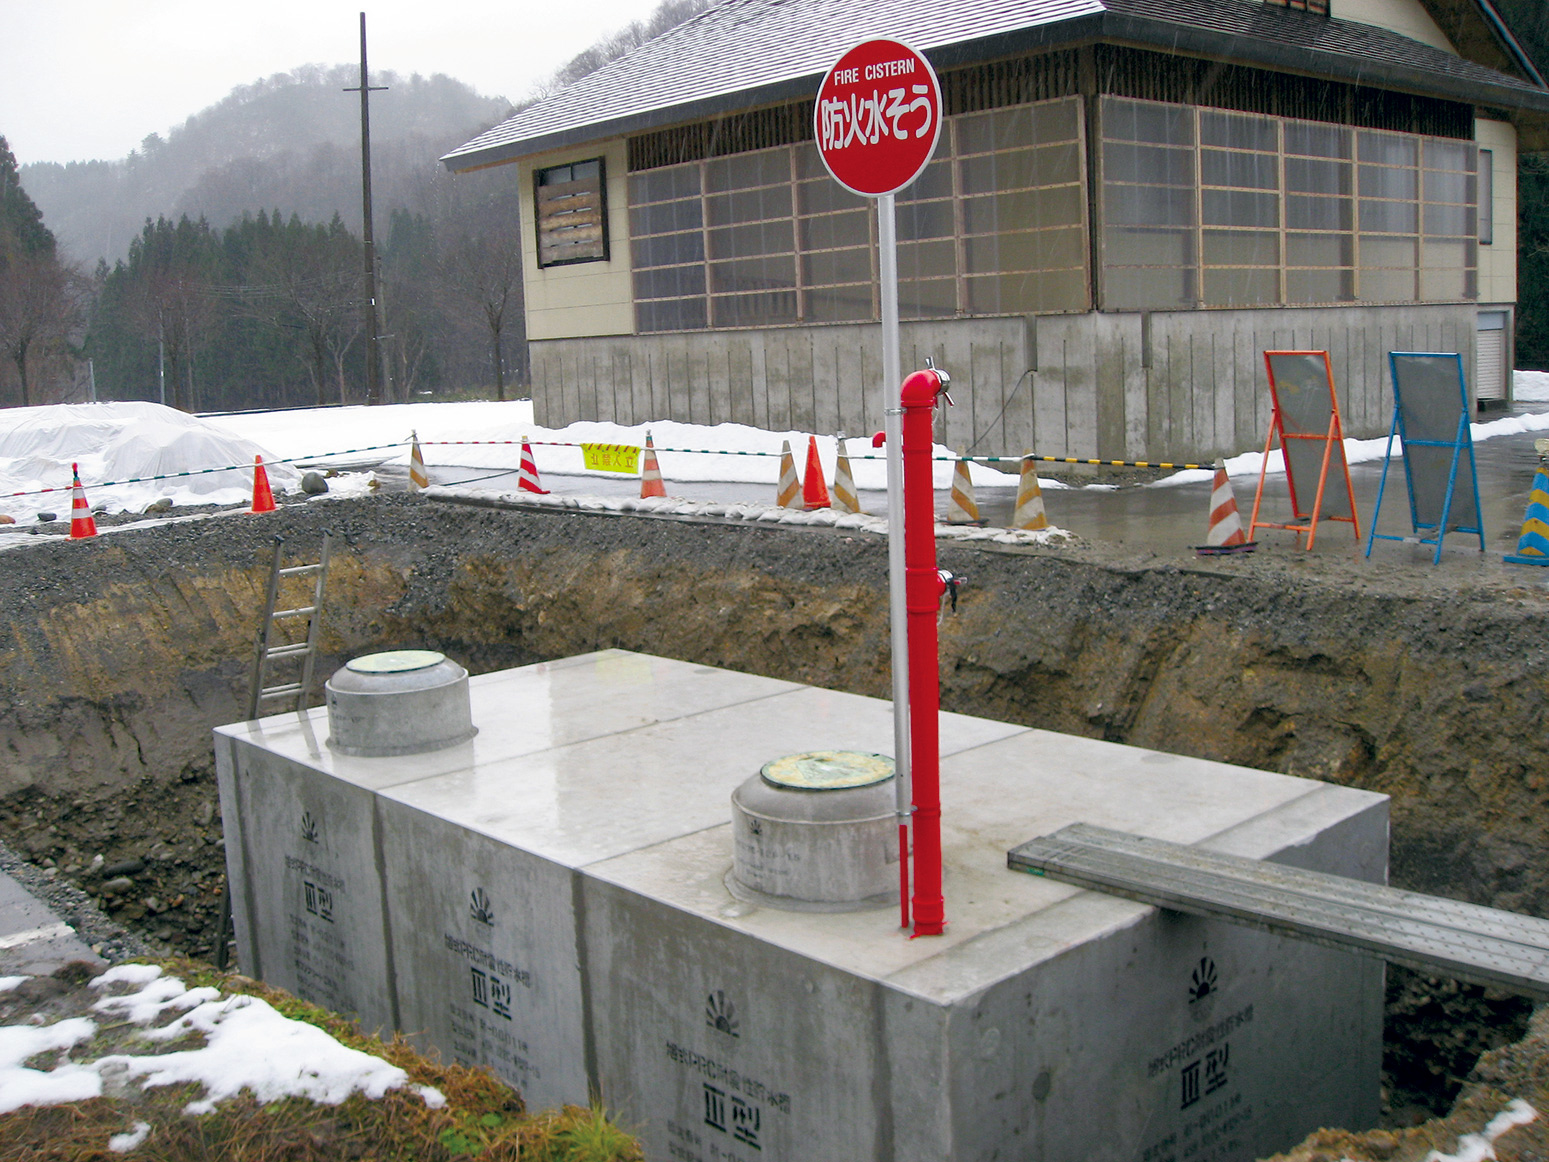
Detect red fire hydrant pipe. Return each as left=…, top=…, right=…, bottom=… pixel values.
left=900, top=368, right=947, bottom=936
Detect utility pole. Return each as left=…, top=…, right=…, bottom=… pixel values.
left=345, top=12, right=387, bottom=405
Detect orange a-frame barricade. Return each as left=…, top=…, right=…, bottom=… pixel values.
left=1249, top=350, right=1361, bottom=550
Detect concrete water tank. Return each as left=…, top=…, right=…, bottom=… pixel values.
left=217, top=650, right=1387, bottom=1161
left=324, top=650, right=477, bottom=757
left=730, top=750, right=898, bottom=910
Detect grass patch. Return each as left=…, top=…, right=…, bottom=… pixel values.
left=0, top=957, right=641, bottom=1162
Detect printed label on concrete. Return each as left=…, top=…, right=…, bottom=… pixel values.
left=376, top=796, right=589, bottom=1111
left=220, top=743, right=394, bottom=1033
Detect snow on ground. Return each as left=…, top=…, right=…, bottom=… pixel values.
left=3, top=376, right=1549, bottom=523
left=213, top=399, right=1024, bottom=491
left=1150, top=386, right=1549, bottom=488
left=0, top=964, right=443, bottom=1127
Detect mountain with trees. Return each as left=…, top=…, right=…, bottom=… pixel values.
left=19, top=67, right=511, bottom=269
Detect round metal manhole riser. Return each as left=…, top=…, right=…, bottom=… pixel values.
left=760, top=750, right=894, bottom=791
left=325, top=651, right=477, bottom=757
left=732, top=751, right=899, bottom=912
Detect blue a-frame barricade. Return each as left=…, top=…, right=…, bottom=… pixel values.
left=1365, top=352, right=1485, bottom=564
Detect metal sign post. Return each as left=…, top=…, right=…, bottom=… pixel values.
left=816, top=38, right=942, bottom=933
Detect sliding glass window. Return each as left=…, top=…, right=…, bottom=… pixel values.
left=627, top=95, right=1088, bottom=333
left=1100, top=96, right=1476, bottom=310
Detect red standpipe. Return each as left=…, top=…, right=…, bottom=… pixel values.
left=900, top=367, right=949, bottom=936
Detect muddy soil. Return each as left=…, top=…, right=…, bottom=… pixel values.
left=1, top=492, right=1548, bottom=1122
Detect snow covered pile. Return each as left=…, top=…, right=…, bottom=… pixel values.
left=1515, top=370, right=1549, bottom=402
left=0, top=402, right=300, bottom=521
left=0, top=965, right=443, bottom=1128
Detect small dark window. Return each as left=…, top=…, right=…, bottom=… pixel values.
left=535, top=158, right=609, bottom=267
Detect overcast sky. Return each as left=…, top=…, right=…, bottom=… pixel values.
left=3, top=0, right=659, bottom=166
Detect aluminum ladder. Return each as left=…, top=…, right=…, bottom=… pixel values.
left=1009, top=823, right=1549, bottom=999
left=245, top=532, right=332, bottom=720
left=220, top=533, right=331, bottom=971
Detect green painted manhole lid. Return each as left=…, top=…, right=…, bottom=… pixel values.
left=346, top=650, right=446, bottom=675
left=761, top=750, right=894, bottom=791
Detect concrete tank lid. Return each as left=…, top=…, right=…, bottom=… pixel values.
left=346, top=650, right=446, bottom=674
left=760, top=750, right=893, bottom=791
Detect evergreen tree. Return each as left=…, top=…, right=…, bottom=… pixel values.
left=0, top=136, right=55, bottom=259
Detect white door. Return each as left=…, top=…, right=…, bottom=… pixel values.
left=1477, top=311, right=1508, bottom=403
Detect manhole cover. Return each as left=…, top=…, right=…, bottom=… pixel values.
left=760, top=750, right=894, bottom=791
left=345, top=650, right=446, bottom=675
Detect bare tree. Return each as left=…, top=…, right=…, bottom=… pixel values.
left=0, top=247, right=78, bottom=407
left=439, top=214, right=523, bottom=400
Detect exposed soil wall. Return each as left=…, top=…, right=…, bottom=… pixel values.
left=2, top=493, right=1547, bottom=1118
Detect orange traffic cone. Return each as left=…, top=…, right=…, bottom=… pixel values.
left=1011, top=456, right=1048, bottom=530
left=640, top=433, right=667, bottom=499
left=947, top=456, right=979, bottom=524
left=408, top=431, right=429, bottom=492
left=250, top=456, right=276, bottom=513
left=68, top=463, right=96, bottom=539
left=802, top=436, right=831, bottom=510
left=831, top=436, right=860, bottom=514
left=1196, top=460, right=1255, bottom=555
left=775, top=440, right=801, bottom=508
left=517, top=438, right=549, bottom=494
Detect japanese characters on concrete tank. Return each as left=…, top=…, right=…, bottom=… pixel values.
left=814, top=38, right=942, bottom=197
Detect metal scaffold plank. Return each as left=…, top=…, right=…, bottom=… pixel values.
left=1008, top=823, right=1549, bottom=999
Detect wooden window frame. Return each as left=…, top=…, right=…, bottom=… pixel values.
left=1479, top=149, right=1494, bottom=246
left=535, top=157, right=610, bottom=269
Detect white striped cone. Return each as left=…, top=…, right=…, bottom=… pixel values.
left=517, top=438, right=549, bottom=494
left=640, top=433, right=666, bottom=498
left=831, top=437, right=861, bottom=514
left=1204, top=460, right=1249, bottom=548
left=408, top=432, right=429, bottom=491
left=775, top=440, right=801, bottom=508
left=69, top=463, right=96, bottom=540
left=947, top=457, right=979, bottom=524
left=1011, top=456, right=1049, bottom=531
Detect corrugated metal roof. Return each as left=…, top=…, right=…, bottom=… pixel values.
left=442, top=0, right=1548, bottom=170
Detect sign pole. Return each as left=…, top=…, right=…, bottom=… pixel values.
left=815, top=36, right=942, bottom=935
left=879, top=191, right=911, bottom=928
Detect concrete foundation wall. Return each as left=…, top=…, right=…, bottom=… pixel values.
left=531, top=303, right=1477, bottom=462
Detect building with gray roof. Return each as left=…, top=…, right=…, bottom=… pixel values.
left=446, top=0, right=1548, bottom=463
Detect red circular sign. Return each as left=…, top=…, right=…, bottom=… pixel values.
left=814, top=39, right=942, bottom=197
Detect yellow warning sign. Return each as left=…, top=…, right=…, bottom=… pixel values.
left=581, top=443, right=642, bottom=474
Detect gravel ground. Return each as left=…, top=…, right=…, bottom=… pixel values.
left=0, top=835, right=151, bottom=962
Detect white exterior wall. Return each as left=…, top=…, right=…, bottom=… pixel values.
left=516, top=138, right=635, bottom=341
left=1333, top=0, right=1457, bottom=54
left=1476, top=117, right=1519, bottom=306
